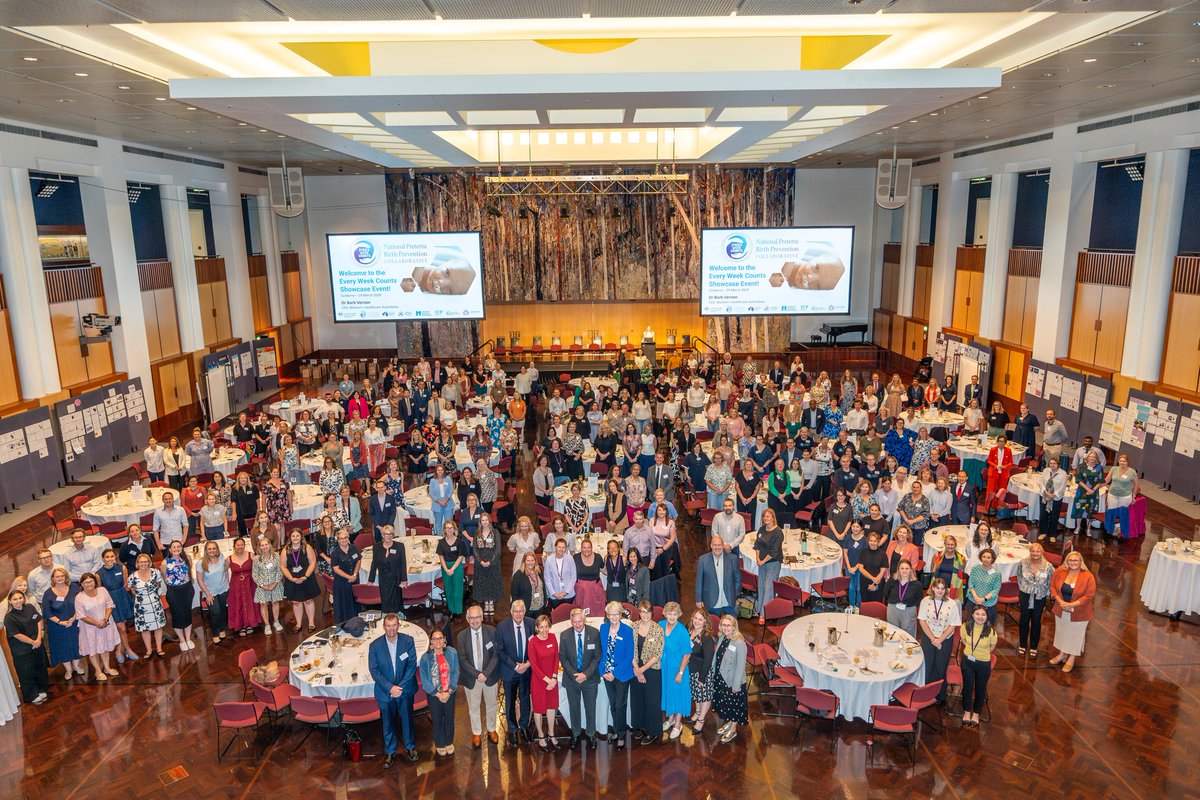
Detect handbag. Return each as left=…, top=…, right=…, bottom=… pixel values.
left=342, top=727, right=362, bottom=761
left=249, top=661, right=281, bottom=686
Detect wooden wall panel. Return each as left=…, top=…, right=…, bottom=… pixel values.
left=1069, top=252, right=1132, bottom=373
left=880, top=243, right=901, bottom=312
left=0, top=278, right=21, bottom=408
left=890, top=314, right=907, bottom=355
left=479, top=301, right=703, bottom=351
left=903, top=319, right=927, bottom=361
left=44, top=265, right=114, bottom=389
left=281, top=252, right=305, bottom=322
left=991, top=343, right=1028, bottom=408
left=1001, top=273, right=1039, bottom=349
left=1094, top=286, right=1129, bottom=373
left=912, top=267, right=932, bottom=322
left=1161, top=256, right=1200, bottom=392
left=247, top=254, right=272, bottom=333
left=872, top=309, right=892, bottom=349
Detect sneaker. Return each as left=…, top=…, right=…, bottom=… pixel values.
left=33, top=693, right=47, bottom=705
left=273, top=620, right=283, bottom=632
left=264, top=625, right=273, bottom=636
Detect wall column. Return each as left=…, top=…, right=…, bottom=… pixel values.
left=978, top=171, right=1017, bottom=340
left=160, top=183, right=204, bottom=353
left=257, top=190, right=286, bottom=328
left=1120, top=148, right=1188, bottom=382
left=210, top=181, right=254, bottom=343
left=896, top=179, right=921, bottom=318
left=928, top=173, right=969, bottom=339
left=0, top=167, right=60, bottom=399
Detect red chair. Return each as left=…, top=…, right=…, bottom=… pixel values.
left=891, top=679, right=945, bottom=734
left=621, top=602, right=638, bottom=619
left=401, top=581, right=433, bottom=608
left=760, top=597, right=793, bottom=642
left=352, top=583, right=382, bottom=608
left=813, top=576, right=850, bottom=609
left=860, top=601, right=888, bottom=622
left=773, top=580, right=810, bottom=613
left=352, top=532, right=374, bottom=552
left=338, top=697, right=381, bottom=730
left=793, top=501, right=821, bottom=530
left=997, top=577, right=1020, bottom=623
left=214, top=701, right=268, bottom=761
left=588, top=462, right=610, bottom=475
left=249, top=679, right=301, bottom=734
left=998, top=491, right=1028, bottom=519
left=760, top=648, right=804, bottom=717
left=651, top=605, right=665, bottom=623
left=290, top=695, right=340, bottom=750
left=793, top=687, right=840, bottom=750
left=97, top=520, right=129, bottom=544
left=71, top=495, right=90, bottom=515
left=867, top=704, right=919, bottom=765
left=534, top=503, right=553, bottom=524
left=551, top=604, right=578, bottom=625
left=699, top=508, right=718, bottom=527
left=740, top=568, right=758, bottom=595
left=45, top=509, right=75, bottom=543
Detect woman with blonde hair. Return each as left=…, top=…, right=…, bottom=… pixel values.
left=686, top=606, right=716, bottom=734
left=710, top=614, right=748, bottom=743
left=1049, top=551, right=1096, bottom=673
left=252, top=536, right=285, bottom=634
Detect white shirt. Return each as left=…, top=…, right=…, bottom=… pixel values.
left=471, top=627, right=483, bottom=670
left=712, top=553, right=729, bottom=609
left=845, top=409, right=869, bottom=431
left=548, top=397, right=568, bottom=417
left=918, top=595, right=962, bottom=637
left=712, top=512, right=746, bottom=549
left=386, top=635, right=398, bottom=666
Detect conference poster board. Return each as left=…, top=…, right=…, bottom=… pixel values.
left=1172, top=403, right=1200, bottom=501
left=54, top=389, right=114, bottom=482
left=121, top=377, right=152, bottom=451
left=1023, top=361, right=1086, bottom=443
left=327, top=231, right=485, bottom=322
left=231, top=342, right=257, bottom=404
left=201, top=352, right=235, bottom=425
left=254, top=337, right=280, bottom=392
left=0, top=406, right=62, bottom=508
left=101, top=381, right=133, bottom=457
left=1118, top=390, right=1181, bottom=487
left=699, top=226, right=854, bottom=316
left=1079, top=375, right=1112, bottom=447
left=932, top=332, right=963, bottom=387
left=951, top=341, right=991, bottom=409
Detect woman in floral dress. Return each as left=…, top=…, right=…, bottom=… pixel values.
left=261, top=466, right=293, bottom=528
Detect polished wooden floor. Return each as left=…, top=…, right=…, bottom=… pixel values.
left=0, top=384, right=1198, bottom=800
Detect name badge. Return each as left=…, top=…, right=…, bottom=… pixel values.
left=612, top=580, right=622, bottom=586
left=399, top=652, right=409, bottom=660
left=291, top=566, right=303, bottom=574
left=895, top=603, right=906, bottom=611
left=586, top=643, right=596, bottom=650
left=965, top=654, right=976, bottom=662
left=485, top=641, right=493, bottom=650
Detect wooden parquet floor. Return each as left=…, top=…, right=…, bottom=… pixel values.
left=0, top=382, right=1197, bottom=799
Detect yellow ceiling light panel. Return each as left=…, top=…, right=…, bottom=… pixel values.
left=281, top=42, right=371, bottom=76
left=799, top=35, right=890, bottom=70
left=534, top=39, right=636, bottom=55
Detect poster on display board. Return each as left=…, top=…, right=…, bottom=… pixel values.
left=1099, top=404, right=1124, bottom=451
left=1025, top=364, right=1045, bottom=399
left=1172, top=403, right=1200, bottom=501
left=1060, top=375, right=1082, bottom=414
left=1121, top=390, right=1181, bottom=486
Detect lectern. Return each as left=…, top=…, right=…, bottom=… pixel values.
left=641, top=326, right=656, bottom=365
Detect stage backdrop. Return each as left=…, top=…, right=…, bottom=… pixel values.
left=385, top=167, right=796, bottom=357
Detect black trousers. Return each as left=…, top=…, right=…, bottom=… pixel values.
left=629, top=668, right=662, bottom=736
left=605, top=677, right=630, bottom=736
left=920, top=636, right=954, bottom=702
left=503, top=671, right=532, bottom=731
left=960, top=655, right=991, bottom=714
left=208, top=591, right=229, bottom=635
left=1018, top=592, right=1048, bottom=650
left=1039, top=499, right=1062, bottom=538
left=428, top=693, right=456, bottom=747
left=12, top=649, right=48, bottom=702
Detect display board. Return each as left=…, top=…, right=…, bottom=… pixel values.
left=253, top=337, right=279, bottom=392
left=932, top=331, right=963, bottom=387
left=1172, top=402, right=1200, bottom=502
left=100, top=381, right=133, bottom=457
left=1118, top=390, right=1182, bottom=487
left=1023, top=360, right=1085, bottom=444
left=201, top=352, right=234, bottom=424
left=121, top=377, right=152, bottom=451
left=699, top=226, right=854, bottom=316
left=54, top=389, right=114, bottom=482
left=1022, top=359, right=1056, bottom=431
left=327, top=231, right=485, bottom=322
left=0, top=406, right=62, bottom=508
left=1079, top=375, right=1111, bottom=446
left=232, top=342, right=257, bottom=404
left=950, top=341, right=992, bottom=409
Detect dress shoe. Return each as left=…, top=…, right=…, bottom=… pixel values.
left=507, top=732, right=520, bottom=747
left=488, top=731, right=499, bottom=744
left=615, top=738, right=626, bottom=750
left=587, top=735, right=597, bottom=750
left=383, top=754, right=395, bottom=769
left=519, top=727, right=533, bottom=743
left=570, top=734, right=581, bottom=750
left=405, top=749, right=420, bottom=762
left=472, top=734, right=481, bottom=748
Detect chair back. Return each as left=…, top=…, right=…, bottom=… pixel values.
left=352, top=533, right=374, bottom=552
left=772, top=580, right=808, bottom=605
left=795, top=687, right=839, bottom=717
left=909, top=680, right=943, bottom=710
left=740, top=568, right=758, bottom=593
left=291, top=695, right=338, bottom=723
left=237, top=648, right=258, bottom=682
left=870, top=704, right=917, bottom=730
left=214, top=701, right=263, bottom=728
left=337, top=697, right=381, bottom=723
left=352, top=583, right=382, bottom=605
left=401, top=581, right=433, bottom=603
left=997, top=578, right=1019, bottom=603
left=762, top=597, right=793, bottom=623
left=550, top=603, right=579, bottom=625
left=860, top=601, right=888, bottom=622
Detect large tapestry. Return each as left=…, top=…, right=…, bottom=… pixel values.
left=386, top=166, right=796, bottom=357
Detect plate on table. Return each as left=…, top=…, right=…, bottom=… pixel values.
left=890, top=660, right=910, bottom=672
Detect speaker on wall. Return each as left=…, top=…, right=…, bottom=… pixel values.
left=495, top=337, right=505, bottom=349
left=682, top=335, right=691, bottom=346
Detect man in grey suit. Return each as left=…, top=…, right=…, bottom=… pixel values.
left=695, top=534, right=740, bottom=617
left=456, top=605, right=499, bottom=748
left=645, top=451, right=675, bottom=505
left=557, top=607, right=601, bottom=749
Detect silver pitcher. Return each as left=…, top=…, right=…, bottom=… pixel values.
left=826, top=627, right=841, bottom=647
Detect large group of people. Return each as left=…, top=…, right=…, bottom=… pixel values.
left=0, top=349, right=1127, bottom=756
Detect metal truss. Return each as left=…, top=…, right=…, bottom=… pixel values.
left=483, top=173, right=689, bottom=197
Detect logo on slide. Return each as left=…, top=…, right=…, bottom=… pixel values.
left=724, top=234, right=751, bottom=261
left=352, top=239, right=377, bottom=265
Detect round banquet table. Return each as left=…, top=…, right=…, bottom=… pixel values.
left=465, top=396, right=493, bottom=414
left=455, top=416, right=489, bottom=436
left=288, top=620, right=430, bottom=700
left=268, top=398, right=339, bottom=425
left=402, top=485, right=434, bottom=523
left=299, top=446, right=352, bottom=475
left=549, top=617, right=633, bottom=731
left=1006, top=471, right=1108, bottom=530
left=49, top=534, right=109, bottom=561
left=358, top=534, right=444, bottom=586
left=552, top=484, right=606, bottom=517
left=905, top=409, right=965, bottom=432
left=568, top=376, right=620, bottom=394
left=922, top=525, right=1029, bottom=579
left=81, top=487, right=173, bottom=526
left=739, top=530, right=843, bottom=593
left=429, top=443, right=499, bottom=471
left=211, top=446, right=248, bottom=477
left=946, top=437, right=1028, bottom=486
left=289, top=484, right=328, bottom=520
left=1141, top=543, right=1200, bottom=617
left=777, top=612, right=924, bottom=721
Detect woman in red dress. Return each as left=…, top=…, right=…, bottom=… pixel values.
left=528, top=613, right=561, bottom=751
left=227, top=538, right=262, bottom=636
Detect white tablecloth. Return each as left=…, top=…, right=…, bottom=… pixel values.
left=402, top=486, right=435, bottom=523
left=739, top=531, right=843, bottom=593
left=568, top=377, right=619, bottom=394
left=288, top=620, right=430, bottom=700
left=923, top=525, right=1028, bottom=580
left=1006, top=472, right=1108, bottom=530
left=906, top=410, right=965, bottom=432
left=211, top=447, right=248, bottom=477
left=358, top=535, right=444, bottom=585
left=300, top=446, right=352, bottom=474
left=553, top=485, right=606, bottom=516
left=269, top=399, right=339, bottom=425
left=1141, top=544, right=1200, bottom=616
left=81, top=487, right=174, bottom=526
left=291, top=484, right=328, bottom=520
left=550, top=617, right=633, bottom=730
left=946, top=437, right=1028, bottom=465
left=465, top=396, right=493, bottom=414
left=778, top=613, right=924, bottom=721
left=455, top=416, right=490, bottom=436
left=49, top=534, right=110, bottom=561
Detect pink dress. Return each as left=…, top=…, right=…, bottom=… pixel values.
left=228, top=556, right=262, bottom=630
left=75, top=588, right=121, bottom=656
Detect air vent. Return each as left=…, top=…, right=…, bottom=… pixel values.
left=954, top=133, right=1052, bottom=160
left=122, top=145, right=223, bottom=170
left=0, top=122, right=97, bottom=147
left=913, top=156, right=940, bottom=167
left=1077, top=100, right=1200, bottom=135
left=239, top=166, right=268, bottom=177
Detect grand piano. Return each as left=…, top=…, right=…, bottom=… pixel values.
left=819, top=321, right=868, bottom=344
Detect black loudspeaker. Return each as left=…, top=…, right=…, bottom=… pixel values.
left=496, top=337, right=505, bottom=349
left=682, top=335, right=691, bottom=346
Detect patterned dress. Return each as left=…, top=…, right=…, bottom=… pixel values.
left=127, top=570, right=166, bottom=632
left=884, top=428, right=916, bottom=472
left=1072, top=463, right=1104, bottom=523
left=252, top=556, right=285, bottom=603
left=470, top=530, right=503, bottom=603
left=262, top=479, right=293, bottom=526
left=910, top=437, right=938, bottom=474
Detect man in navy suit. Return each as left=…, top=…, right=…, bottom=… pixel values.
left=494, top=599, right=536, bottom=746
left=368, top=479, right=399, bottom=541
left=368, top=613, right=419, bottom=767
left=557, top=607, right=601, bottom=749
left=695, top=535, right=740, bottom=617
left=949, top=470, right=978, bottom=525
left=802, top=400, right=826, bottom=436
left=962, top=374, right=985, bottom=408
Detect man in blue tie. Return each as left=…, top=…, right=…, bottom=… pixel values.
left=368, top=613, right=419, bottom=767
left=494, top=599, right=536, bottom=746
left=557, top=607, right=601, bottom=750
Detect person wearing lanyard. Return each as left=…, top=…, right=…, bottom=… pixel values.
left=883, top=559, right=921, bottom=637
left=544, top=538, right=577, bottom=609
left=753, top=509, right=784, bottom=625
left=918, top=578, right=961, bottom=705
left=418, top=629, right=460, bottom=756
left=958, top=605, right=997, bottom=728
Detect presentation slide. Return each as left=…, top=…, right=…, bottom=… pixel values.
left=699, top=226, right=854, bottom=316
left=327, top=231, right=485, bottom=322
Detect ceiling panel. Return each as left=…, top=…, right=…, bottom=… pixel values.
left=105, top=0, right=285, bottom=22
left=433, top=0, right=582, bottom=19
left=0, top=0, right=129, bottom=26
left=271, top=0, right=430, bottom=20
left=593, top=0, right=735, bottom=16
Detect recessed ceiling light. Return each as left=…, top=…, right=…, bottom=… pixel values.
left=875, top=131, right=883, bottom=134
left=1097, top=83, right=1115, bottom=88
left=155, top=97, right=166, bottom=101
left=1042, top=72, right=1055, bottom=77
left=57, top=98, right=73, bottom=103
left=891, top=126, right=900, bottom=129
left=1130, top=41, right=1145, bottom=47
left=981, top=118, right=991, bottom=122
left=259, top=129, right=267, bottom=132
left=1083, top=58, right=1097, bottom=63
left=186, top=106, right=197, bottom=110
left=74, top=72, right=88, bottom=77
left=186, top=130, right=195, bottom=134
left=978, top=95, right=988, bottom=99
left=1191, top=58, right=1200, bottom=63
left=22, top=57, right=37, bottom=62
left=277, top=134, right=285, bottom=138
left=929, top=112, right=938, bottom=116
left=117, top=85, right=130, bottom=90
left=238, top=122, right=247, bottom=126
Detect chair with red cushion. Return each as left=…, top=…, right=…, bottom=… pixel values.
left=760, top=646, right=804, bottom=717
left=793, top=501, right=821, bottom=530
left=891, top=679, right=945, bottom=733
left=772, top=580, right=810, bottom=614
left=740, top=568, right=758, bottom=596
left=867, top=704, right=919, bottom=765
left=551, top=603, right=578, bottom=625
left=793, top=687, right=840, bottom=750
left=214, top=701, right=268, bottom=761
left=71, top=495, right=91, bottom=515
left=588, top=462, right=610, bottom=475
left=682, top=492, right=706, bottom=514
left=97, top=520, right=130, bottom=544
left=760, top=597, right=793, bottom=642
left=401, top=581, right=433, bottom=608
left=352, top=583, right=382, bottom=608
left=249, top=679, right=301, bottom=734
left=338, top=697, right=381, bottom=729
left=997, top=577, right=1020, bottom=623
left=699, top=508, right=718, bottom=527
left=352, top=532, right=374, bottom=552
left=290, top=695, right=340, bottom=750
left=860, top=601, right=888, bottom=622
left=813, top=576, right=850, bottom=609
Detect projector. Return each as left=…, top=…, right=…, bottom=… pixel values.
left=82, top=313, right=122, bottom=334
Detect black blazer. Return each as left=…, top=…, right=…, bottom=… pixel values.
left=368, top=493, right=398, bottom=531
left=803, top=408, right=826, bottom=433
left=963, top=383, right=984, bottom=406
left=368, top=541, right=407, bottom=588
left=557, top=625, right=601, bottom=684
left=456, top=624, right=499, bottom=688
left=510, top=570, right=538, bottom=611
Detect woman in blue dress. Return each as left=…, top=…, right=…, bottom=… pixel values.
left=659, top=601, right=693, bottom=740
left=884, top=418, right=916, bottom=473
left=329, top=529, right=361, bottom=625
left=43, top=567, right=83, bottom=679
left=821, top=402, right=843, bottom=440
left=98, top=548, right=138, bottom=664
